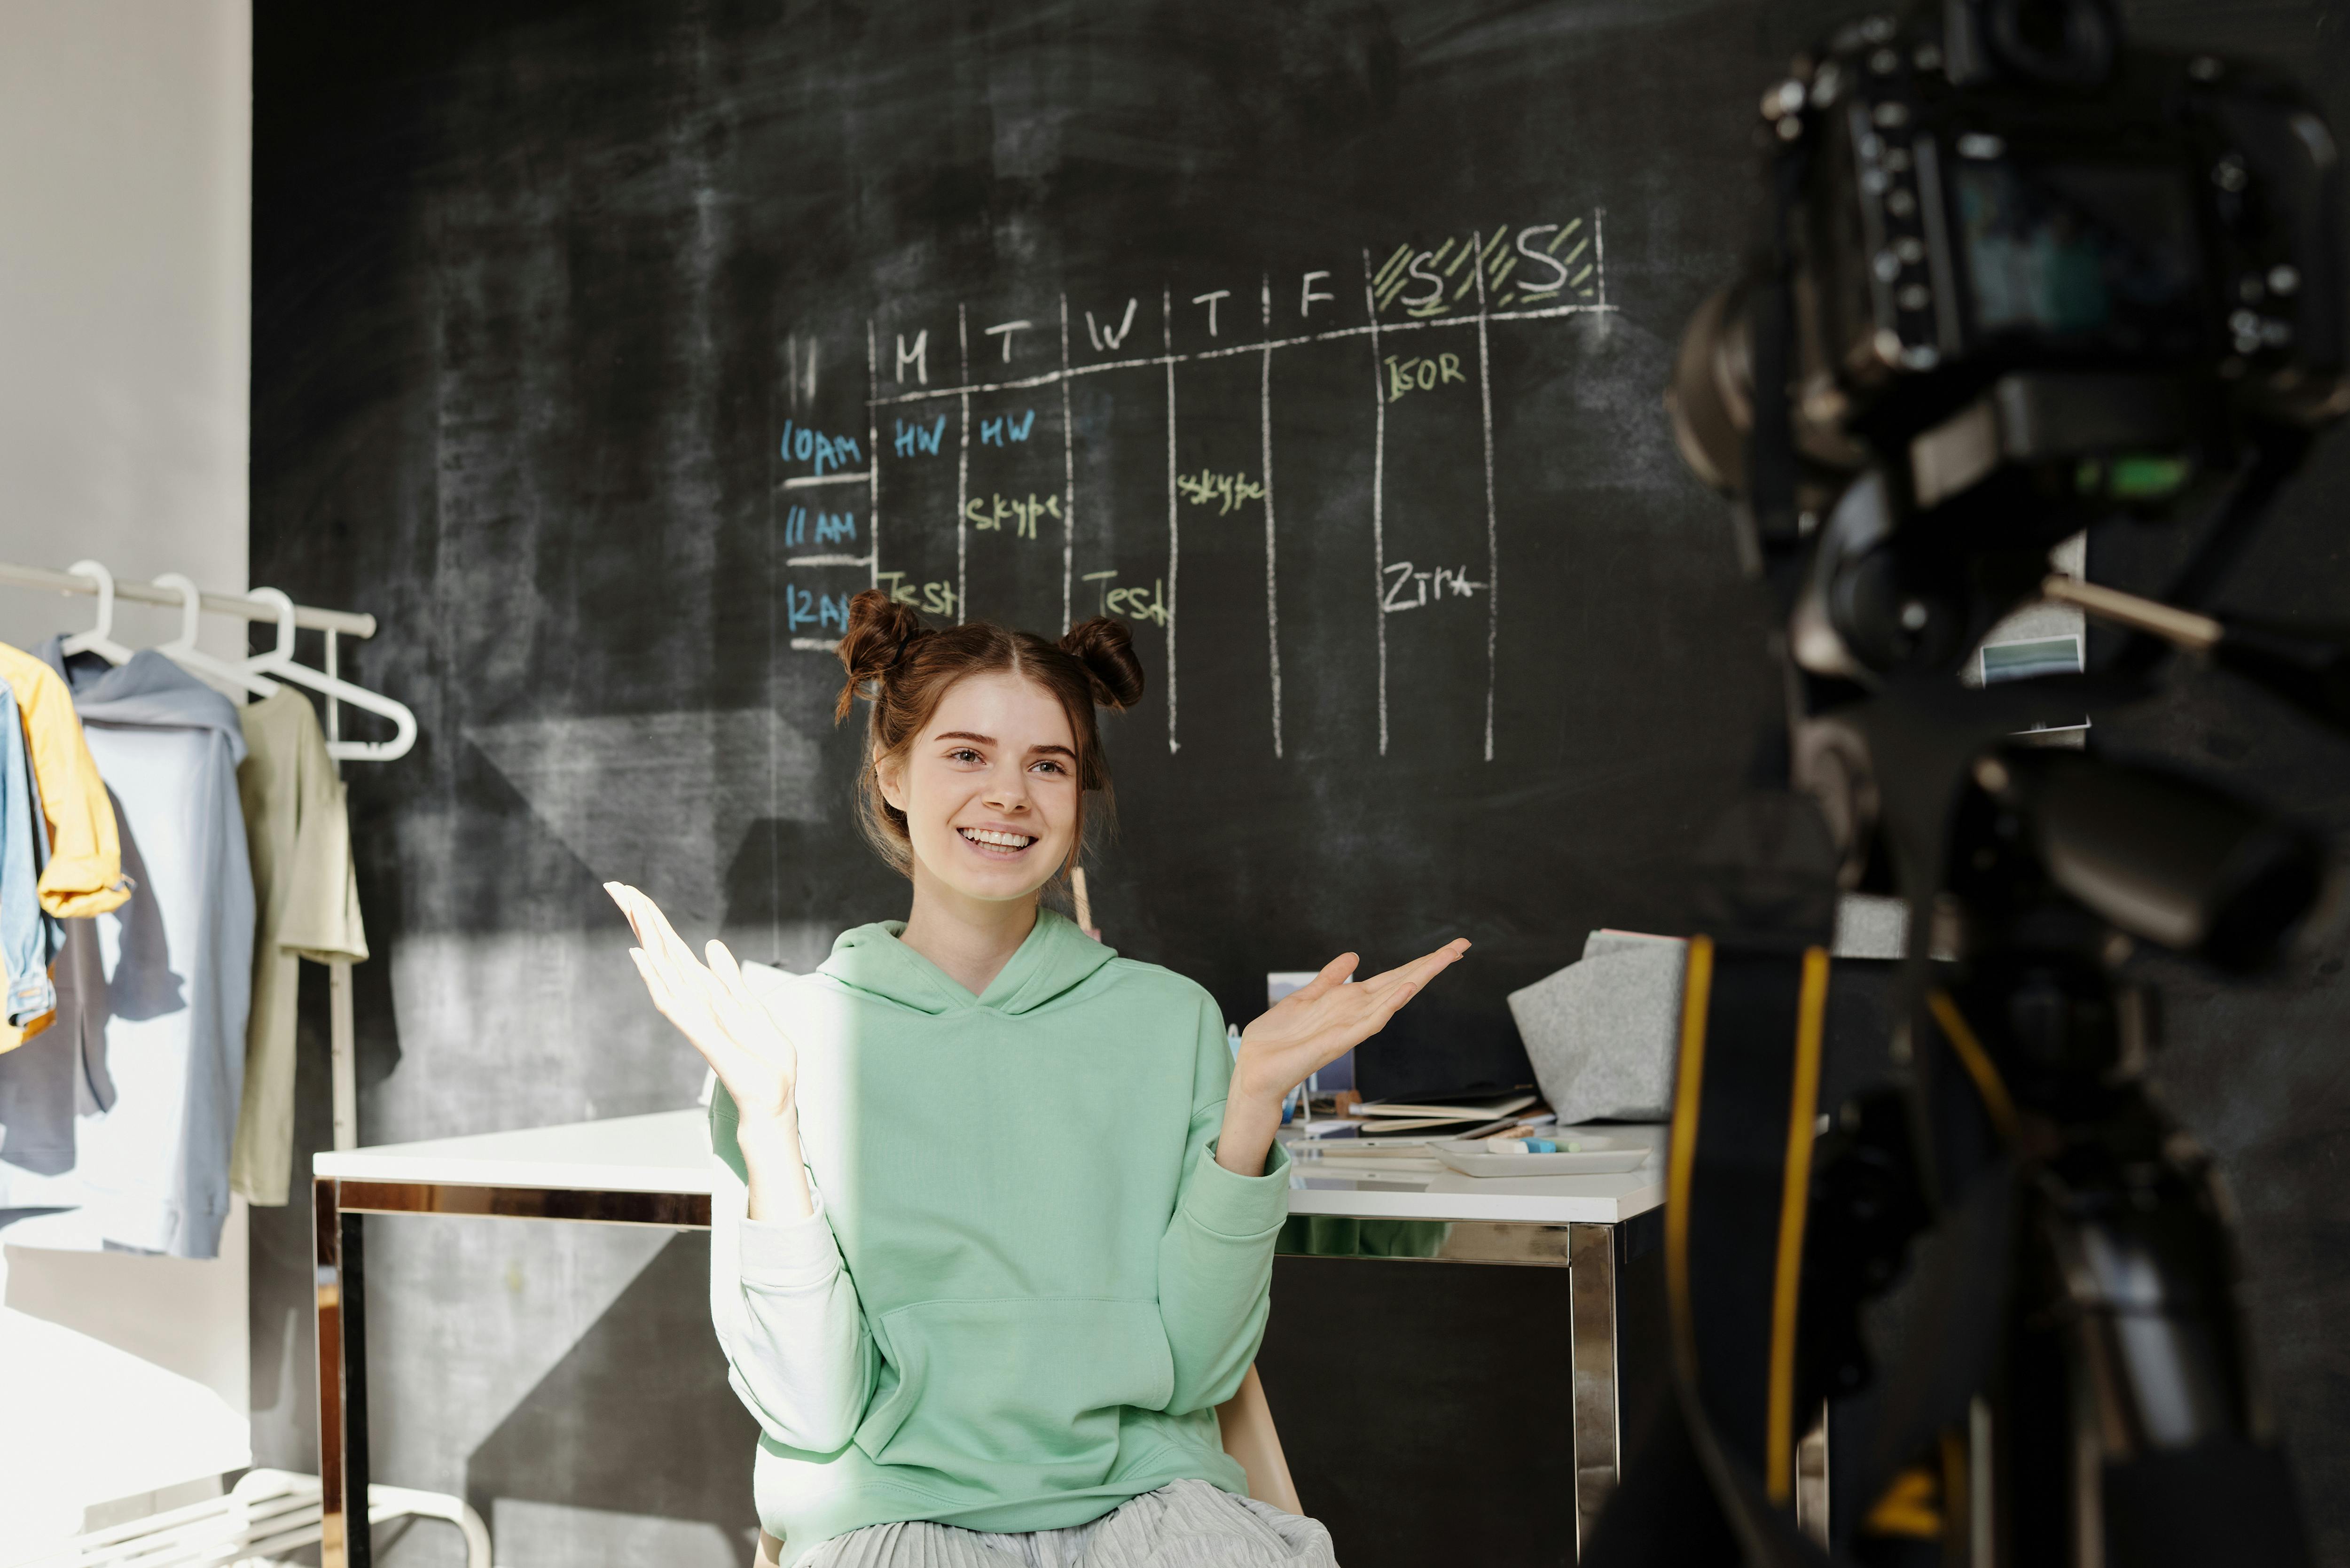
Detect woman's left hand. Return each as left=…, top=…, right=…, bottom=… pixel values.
left=1233, top=940, right=1470, bottom=1105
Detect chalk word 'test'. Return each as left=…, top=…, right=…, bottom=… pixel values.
left=966, top=492, right=1060, bottom=539
left=781, top=420, right=863, bottom=475
left=876, top=571, right=960, bottom=618
left=1382, top=561, right=1488, bottom=612
left=1175, top=469, right=1266, bottom=515
left=1083, top=570, right=1170, bottom=627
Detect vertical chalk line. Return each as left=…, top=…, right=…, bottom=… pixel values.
left=1058, top=295, right=1076, bottom=634
left=1471, top=231, right=1499, bottom=763
left=1260, top=274, right=1283, bottom=759
left=1163, top=286, right=1179, bottom=755
left=1361, top=249, right=1389, bottom=757
left=1594, top=207, right=1607, bottom=308
left=956, top=304, right=970, bottom=624
left=865, top=321, right=880, bottom=590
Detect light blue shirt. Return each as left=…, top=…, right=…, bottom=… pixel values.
left=22, top=642, right=254, bottom=1259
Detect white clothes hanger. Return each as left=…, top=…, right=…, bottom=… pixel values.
left=57, top=559, right=135, bottom=664
left=241, top=586, right=418, bottom=762
left=152, top=572, right=283, bottom=700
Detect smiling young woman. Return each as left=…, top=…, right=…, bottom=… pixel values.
left=608, top=589, right=1466, bottom=1568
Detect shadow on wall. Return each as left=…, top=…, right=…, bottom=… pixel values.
left=460, top=1232, right=760, bottom=1567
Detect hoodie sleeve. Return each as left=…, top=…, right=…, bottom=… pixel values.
left=709, top=1084, right=878, bottom=1454
left=1155, top=995, right=1292, bottom=1415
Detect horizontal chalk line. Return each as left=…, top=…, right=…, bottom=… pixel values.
left=866, top=302, right=1615, bottom=406
left=781, top=470, right=870, bottom=489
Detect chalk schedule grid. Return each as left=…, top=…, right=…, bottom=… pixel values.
left=771, top=213, right=1611, bottom=764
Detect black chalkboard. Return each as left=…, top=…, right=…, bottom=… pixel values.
left=250, top=3, right=2350, bottom=1556
left=251, top=0, right=1898, bottom=1102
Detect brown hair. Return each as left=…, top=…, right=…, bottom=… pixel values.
left=834, top=588, right=1145, bottom=879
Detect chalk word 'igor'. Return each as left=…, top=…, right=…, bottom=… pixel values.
left=1383, top=353, right=1465, bottom=403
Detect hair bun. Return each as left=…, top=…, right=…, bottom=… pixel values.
left=1058, top=617, right=1146, bottom=711
left=835, top=589, right=928, bottom=720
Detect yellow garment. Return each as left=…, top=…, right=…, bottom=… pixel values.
left=0, top=643, right=127, bottom=919
left=229, top=688, right=368, bottom=1205
left=0, top=643, right=124, bottom=1053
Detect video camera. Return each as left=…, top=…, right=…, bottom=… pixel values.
left=1670, top=0, right=2344, bottom=687
left=1590, top=4, right=2350, bottom=1565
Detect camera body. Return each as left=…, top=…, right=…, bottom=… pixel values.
left=1670, top=0, right=2349, bottom=683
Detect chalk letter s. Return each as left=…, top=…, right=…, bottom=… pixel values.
left=1398, top=252, right=1445, bottom=310
left=1513, top=226, right=1571, bottom=294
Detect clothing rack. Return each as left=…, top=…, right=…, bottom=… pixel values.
left=0, top=559, right=377, bottom=637
left=0, top=558, right=400, bottom=1153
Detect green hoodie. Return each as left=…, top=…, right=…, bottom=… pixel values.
left=709, top=909, right=1292, bottom=1560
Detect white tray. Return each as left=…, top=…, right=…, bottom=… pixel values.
left=1427, top=1133, right=1656, bottom=1177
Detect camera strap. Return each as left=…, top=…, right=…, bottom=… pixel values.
left=1667, top=936, right=1834, bottom=1515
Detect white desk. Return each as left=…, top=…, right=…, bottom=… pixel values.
left=310, top=1113, right=1665, bottom=1567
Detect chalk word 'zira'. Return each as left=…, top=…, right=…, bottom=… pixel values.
left=1383, top=352, right=1466, bottom=403
left=877, top=570, right=959, bottom=618
left=781, top=420, right=864, bottom=475
left=1382, top=561, right=1488, bottom=612
left=967, top=492, right=1061, bottom=539
left=1176, top=469, right=1266, bottom=515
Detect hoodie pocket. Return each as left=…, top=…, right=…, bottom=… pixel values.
left=855, top=1297, right=1174, bottom=1482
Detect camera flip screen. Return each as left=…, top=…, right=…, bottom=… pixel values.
left=1956, top=159, right=2204, bottom=356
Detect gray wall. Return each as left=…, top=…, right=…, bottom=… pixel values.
left=0, top=0, right=255, bottom=1533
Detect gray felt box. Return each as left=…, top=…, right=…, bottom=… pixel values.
left=1507, top=931, right=1687, bottom=1126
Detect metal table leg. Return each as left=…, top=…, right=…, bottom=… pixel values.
left=1569, top=1223, right=1619, bottom=1556
left=315, top=1176, right=371, bottom=1568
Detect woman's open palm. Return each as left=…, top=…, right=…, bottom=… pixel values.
left=1238, top=939, right=1470, bottom=1100
left=607, top=882, right=799, bottom=1130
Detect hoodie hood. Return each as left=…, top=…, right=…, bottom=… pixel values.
left=821, top=906, right=1118, bottom=1016
left=38, top=640, right=250, bottom=768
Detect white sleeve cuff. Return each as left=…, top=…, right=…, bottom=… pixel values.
left=736, top=1194, right=845, bottom=1287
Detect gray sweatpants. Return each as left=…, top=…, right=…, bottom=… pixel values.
left=799, top=1479, right=1339, bottom=1568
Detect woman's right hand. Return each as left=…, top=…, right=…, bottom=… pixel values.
left=607, top=882, right=798, bottom=1124
left=608, top=883, right=814, bottom=1219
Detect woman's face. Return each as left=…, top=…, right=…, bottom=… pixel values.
left=876, top=671, right=1081, bottom=906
